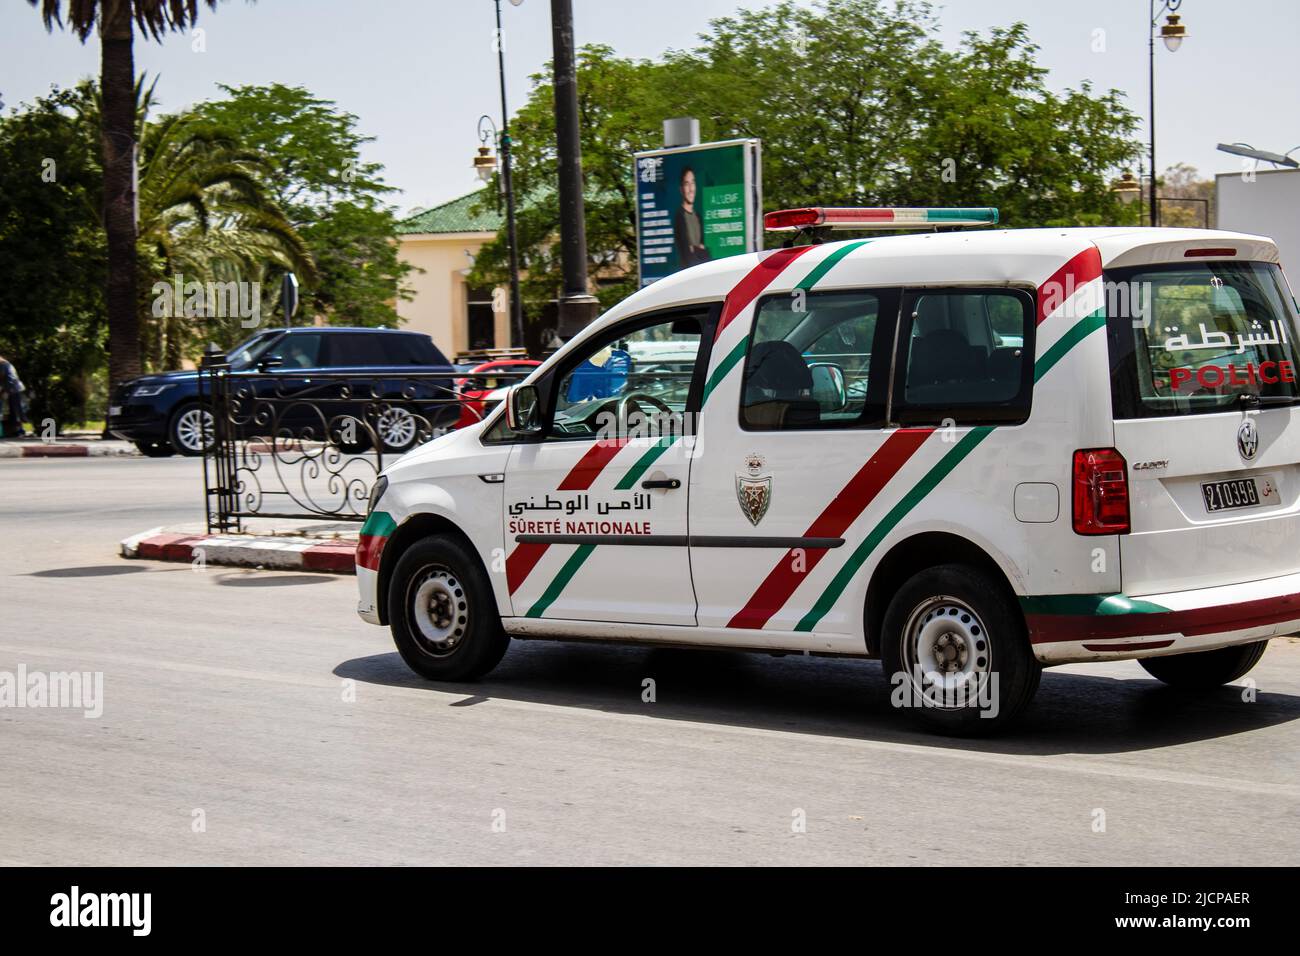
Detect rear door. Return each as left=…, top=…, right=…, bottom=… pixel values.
left=1105, top=259, right=1300, bottom=594
left=687, top=286, right=900, bottom=634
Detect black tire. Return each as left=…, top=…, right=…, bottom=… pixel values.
left=880, top=563, right=1040, bottom=736
left=1139, top=641, right=1267, bottom=689
left=134, top=441, right=175, bottom=458
left=167, top=402, right=213, bottom=457
left=387, top=534, right=509, bottom=681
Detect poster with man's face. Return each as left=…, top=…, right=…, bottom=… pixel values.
left=634, top=140, right=759, bottom=287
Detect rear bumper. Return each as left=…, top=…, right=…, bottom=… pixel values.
left=1024, top=572, right=1300, bottom=664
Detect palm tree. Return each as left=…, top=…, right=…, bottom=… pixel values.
left=29, top=1, right=229, bottom=387
left=129, top=86, right=317, bottom=365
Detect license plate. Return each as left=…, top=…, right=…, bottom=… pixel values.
left=108, top=406, right=122, bottom=418
left=1201, top=476, right=1276, bottom=513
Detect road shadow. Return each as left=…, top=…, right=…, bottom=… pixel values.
left=29, top=565, right=150, bottom=578
left=215, top=572, right=337, bottom=587
left=334, top=638, right=1300, bottom=757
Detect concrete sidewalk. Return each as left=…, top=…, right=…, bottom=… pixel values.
left=0, top=435, right=139, bottom=457
left=120, top=518, right=361, bottom=573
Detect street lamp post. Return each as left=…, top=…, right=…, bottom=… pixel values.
left=475, top=0, right=525, bottom=353
left=550, top=0, right=600, bottom=338
left=1148, top=1, right=1187, bottom=227
left=474, top=114, right=523, bottom=353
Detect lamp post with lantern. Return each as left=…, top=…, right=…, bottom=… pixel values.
left=472, top=0, right=525, bottom=352
left=1148, top=1, right=1188, bottom=227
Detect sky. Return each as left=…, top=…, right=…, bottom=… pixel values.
left=2, top=0, right=1297, bottom=216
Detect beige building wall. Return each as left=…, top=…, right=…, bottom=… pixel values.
left=395, top=231, right=499, bottom=357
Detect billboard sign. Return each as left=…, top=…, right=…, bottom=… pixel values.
left=634, top=139, right=762, bottom=287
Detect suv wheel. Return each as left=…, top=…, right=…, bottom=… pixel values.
left=1139, top=641, right=1267, bottom=689
left=387, top=534, right=509, bottom=681
left=375, top=406, right=419, bottom=452
left=881, top=563, right=1040, bottom=735
left=169, top=403, right=213, bottom=456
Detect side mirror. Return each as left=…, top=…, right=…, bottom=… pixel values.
left=808, top=362, right=848, bottom=412
left=506, top=384, right=543, bottom=435
left=258, top=354, right=284, bottom=371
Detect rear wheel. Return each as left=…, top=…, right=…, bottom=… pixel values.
left=1139, top=641, right=1267, bottom=689
left=387, top=534, right=509, bottom=681
left=881, top=563, right=1040, bottom=735
left=375, top=406, right=419, bottom=452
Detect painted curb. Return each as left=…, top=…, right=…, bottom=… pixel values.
left=0, top=443, right=139, bottom=458
left=120, top=528, right=357, bottom=574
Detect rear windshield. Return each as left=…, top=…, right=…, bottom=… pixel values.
left=1105, top=261, right=1300, bottom=418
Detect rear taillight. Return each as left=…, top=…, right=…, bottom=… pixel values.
left=1072, top=448, right=1130, bottom=535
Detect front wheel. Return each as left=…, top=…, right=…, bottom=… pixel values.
left=387, top=534, right=509, bottom=681
left=881, top=564, right=1040, bottom=735
left=168, top=403, right=213, bottom=456
left=1139, top=641, right=1267, bottom=689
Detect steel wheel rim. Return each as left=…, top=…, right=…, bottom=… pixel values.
left=377, top=407, right=416, bottom=448
left=408, top=566, right=468, bottom=658
left=176, top=408, right=213, bottom=453
left=901, top=595, right=991, bottom=706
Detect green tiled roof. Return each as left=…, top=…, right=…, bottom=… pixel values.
left=397, top=190, right=503, bottom=235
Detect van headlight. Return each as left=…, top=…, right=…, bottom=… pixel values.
left=131, top=383, right=173, bottom=398
left=366, top=476, right=388, bottom=516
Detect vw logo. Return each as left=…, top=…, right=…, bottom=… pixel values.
left=1237, top=418, right=1259, bottom=461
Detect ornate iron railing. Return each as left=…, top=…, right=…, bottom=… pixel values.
left=198, top=353, right=527, bottom=532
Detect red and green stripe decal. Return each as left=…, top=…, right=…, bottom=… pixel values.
left=357, top=510, right=396, bottom=572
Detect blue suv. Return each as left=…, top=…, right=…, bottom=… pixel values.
left=108, top=327, right=457, bottom=456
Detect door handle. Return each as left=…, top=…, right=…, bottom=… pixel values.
left=641, top=478, right=681, bottom=490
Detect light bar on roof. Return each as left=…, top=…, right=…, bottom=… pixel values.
left=764, top=206, right=999, bottom=231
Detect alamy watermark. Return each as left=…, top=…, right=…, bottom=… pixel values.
left=0, top=665, right=103, bottom=718
left=151, top=274, right=262, bottom=328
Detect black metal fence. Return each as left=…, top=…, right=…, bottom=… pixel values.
left=198, top=353, right=527, bottom=533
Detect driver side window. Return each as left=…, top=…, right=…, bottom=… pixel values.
left=550, top=315, right=704, bottom=440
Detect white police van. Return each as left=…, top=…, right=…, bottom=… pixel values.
left=356, top=206, right=1300, bottom=733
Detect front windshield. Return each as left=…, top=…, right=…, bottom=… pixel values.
left=552, top=317, right=703, bottom=437
left=228, top=331, right=285, bottom=370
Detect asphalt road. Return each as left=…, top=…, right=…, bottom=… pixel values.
left=1, top=456, right=1297, bottom=865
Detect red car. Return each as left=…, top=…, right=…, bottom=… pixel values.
left=453, top=359, right=540, bottom=429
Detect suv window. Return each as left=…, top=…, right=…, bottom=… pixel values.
left=381, top=334, right=446, bottom=366
left=324, top=332, right=412, bottom=367
left=897, top=288, right=1033, bottom=424
left=741, top=289, right=890, bottom=430
left=276, top=333, right=323, bottom=369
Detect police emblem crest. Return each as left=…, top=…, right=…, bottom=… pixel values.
left=736, top=453, right=771, bottom=526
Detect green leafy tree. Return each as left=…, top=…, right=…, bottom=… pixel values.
left=198, top=84, right=414, bottom=327
left=473, top=0, right=1141, bottom=337
left=0, top=84, right=106, bottom=429
left=30, top=0, right=232, bottom=388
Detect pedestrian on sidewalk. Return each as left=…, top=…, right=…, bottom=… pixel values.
left=0, top=354, right=30, bottom=439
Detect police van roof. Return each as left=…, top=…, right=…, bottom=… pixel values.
left=591, top=226, right=1280, bottom=348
